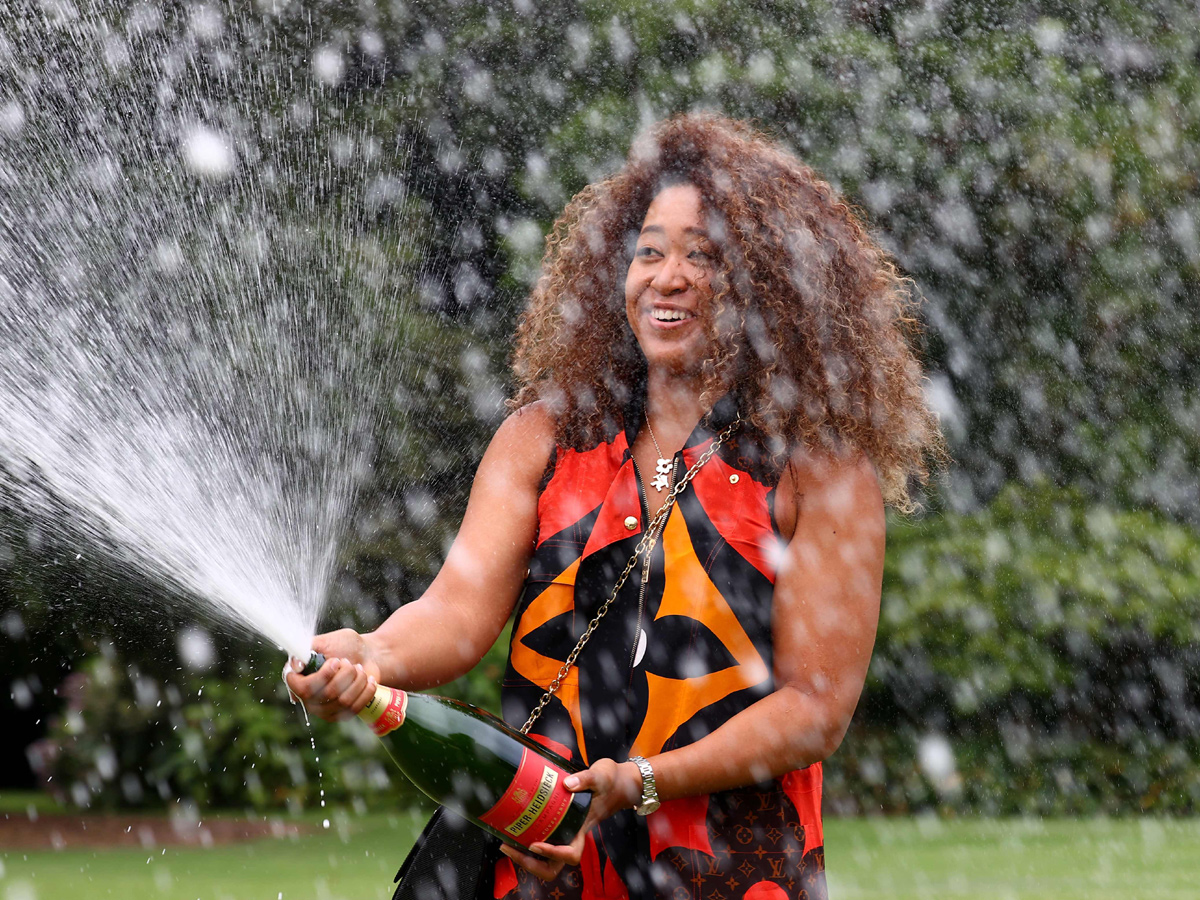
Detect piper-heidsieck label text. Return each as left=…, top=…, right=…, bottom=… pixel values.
left=479, top=747, right=574, bottom=846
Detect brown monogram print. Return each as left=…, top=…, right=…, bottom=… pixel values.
left=506, top=784, right=826, bottom=900
left=651, top=784, right=826, bottom=900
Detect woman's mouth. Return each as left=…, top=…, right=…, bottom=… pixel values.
left=650, top=308, right=695, bottom=323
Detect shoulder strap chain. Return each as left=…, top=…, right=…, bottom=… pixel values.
left=520, top=416, right=741, bottom=734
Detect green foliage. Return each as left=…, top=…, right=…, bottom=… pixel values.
left=31, top=653, right=393, bottom=811
left=880, top=481, right=1200, bottom=701
left=824, top=482, right=1200, bottom=815
left=307, top=0, right=1200, bottom=518
left=6, top=0, right=1200, bottom=818
left=33, top=485, right=1200, bottom=816
left=31, top=630, right=510, bottom=812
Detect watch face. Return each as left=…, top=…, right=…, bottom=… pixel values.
left=636, top=798, right=661, bottom=816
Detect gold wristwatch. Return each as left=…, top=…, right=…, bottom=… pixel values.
left=629, top=756, right=660, bottom=816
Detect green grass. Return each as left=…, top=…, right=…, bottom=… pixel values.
left=0, top=805, right=427, bottom=900
left=2, top=805, right=1199, bottom=900
left=826, top=817, right=1200, bottom=899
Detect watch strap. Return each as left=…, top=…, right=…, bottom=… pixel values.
left=629, top=755, right=660, bottom=815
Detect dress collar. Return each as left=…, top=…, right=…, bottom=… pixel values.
left=622, top=385, right=741, bottom=457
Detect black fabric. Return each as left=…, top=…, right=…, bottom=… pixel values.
left=497, top=388, right=811, bottom=899
left=393, top=808, right=500, bottom=900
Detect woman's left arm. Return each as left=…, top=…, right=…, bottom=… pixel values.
left=650, top=448, right=885, bottom=795
left=511, top=450, right=885, bottom=877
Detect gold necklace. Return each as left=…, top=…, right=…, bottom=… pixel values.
left=644, top=416, right=673, bottom=492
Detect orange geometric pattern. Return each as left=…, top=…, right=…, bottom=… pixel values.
left=630, top=508, right=769, bottom=757
left=508, top=558, right=588, bottom=763
left=499, top=397, right=826, bottom=900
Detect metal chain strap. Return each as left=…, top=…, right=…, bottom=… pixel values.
left=520, top=416, right=742, bottom=734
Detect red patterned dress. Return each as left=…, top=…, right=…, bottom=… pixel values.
left=493, top=394, right=828, bottom=900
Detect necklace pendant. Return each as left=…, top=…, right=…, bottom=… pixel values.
left=651, top=457, right=672, bottom=492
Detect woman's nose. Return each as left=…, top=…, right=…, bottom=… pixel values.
left=650, top=253, right=689, bottom=293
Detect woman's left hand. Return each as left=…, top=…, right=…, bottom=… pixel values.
left=499, top=757, right=645, bottom=881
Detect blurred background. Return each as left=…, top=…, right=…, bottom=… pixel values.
left=1, top=1, right=1197, bottom=898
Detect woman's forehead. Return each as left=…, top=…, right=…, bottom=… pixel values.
left=641, top=183, right=707, bottom=230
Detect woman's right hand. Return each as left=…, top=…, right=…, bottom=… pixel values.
left=286, top=629, right=383, bottom=722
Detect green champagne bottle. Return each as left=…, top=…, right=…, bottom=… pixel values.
left=300, top=653, right=591, bottom=850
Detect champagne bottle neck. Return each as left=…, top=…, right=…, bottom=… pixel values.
left=360, top=683, right=409, bottom=736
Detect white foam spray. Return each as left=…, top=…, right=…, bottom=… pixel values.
left=0, top=5, right=427, bottom=659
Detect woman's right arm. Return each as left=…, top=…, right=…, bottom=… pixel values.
left=286, top=403, right=555, bottom=721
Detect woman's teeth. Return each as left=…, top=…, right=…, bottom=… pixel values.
left=651, top=309, right=693, bottom=321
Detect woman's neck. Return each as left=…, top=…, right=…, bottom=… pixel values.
left=643, top=369, right=712, bottom=449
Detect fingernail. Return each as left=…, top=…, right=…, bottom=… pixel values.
left=356, top=663, right=363, bottom=673
left=368, top=676, right=376, bottom=687
left=564, top=776, right=580, bottom=790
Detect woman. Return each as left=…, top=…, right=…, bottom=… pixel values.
left=288, top=113, right=943, bottom=900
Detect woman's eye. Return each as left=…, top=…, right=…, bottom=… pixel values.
left=636, top=246, right=661, bottom=258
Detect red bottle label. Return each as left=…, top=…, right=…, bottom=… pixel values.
left=363, top=686, right=408, bottom=737
left=479, top=747, right=574, bottom=847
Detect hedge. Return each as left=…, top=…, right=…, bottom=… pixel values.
left=31, top=483, right=1200, bottom=814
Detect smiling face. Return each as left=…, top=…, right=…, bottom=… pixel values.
left=624, top=182, right=715, bottom=377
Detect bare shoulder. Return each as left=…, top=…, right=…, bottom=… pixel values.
left=483, top=401, right=558, bottom=482
left=774, top=444, right=883, bottom=541
left=492, top=400, right=557, bottom=448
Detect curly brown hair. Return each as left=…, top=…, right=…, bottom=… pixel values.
left=510, top=113, right=943, bottom=509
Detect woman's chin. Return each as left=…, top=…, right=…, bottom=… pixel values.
left=634, top=326, right=711, bottom=379
left=643, top=350, right=706, bottom=379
